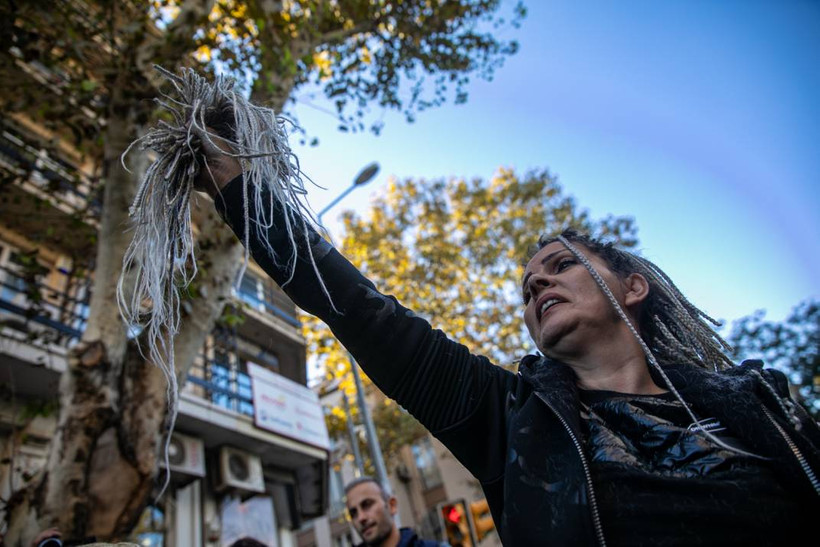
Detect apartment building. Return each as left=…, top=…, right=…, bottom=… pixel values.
left=0, top=116, right=330, bottom=546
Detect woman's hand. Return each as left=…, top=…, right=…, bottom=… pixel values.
left=193, top=127, right=243, bottom=199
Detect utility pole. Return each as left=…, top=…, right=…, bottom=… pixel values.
left=316, top=162, right=394, bottom=497
left=342, top=393, right=365, bottom=476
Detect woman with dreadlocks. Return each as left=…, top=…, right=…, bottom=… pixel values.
left=193, top=143, right=817, bottom=547
left=123, top=71, right=818, bottom=546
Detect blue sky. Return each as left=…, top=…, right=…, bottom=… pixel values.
left=286, top=0, right=819, bottom=328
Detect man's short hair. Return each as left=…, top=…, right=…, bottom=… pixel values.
left=344, top=476, right=391, bottom=503
left=228, top=538, right=268, bottom=547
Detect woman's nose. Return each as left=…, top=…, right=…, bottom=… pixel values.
left=528, top=272, right=551, bottom=293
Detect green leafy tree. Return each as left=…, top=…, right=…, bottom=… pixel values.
left=305, top=168, right=639, bottom=461
left=0, top=1, right=523, bottom=543
left=727, top=299, right=819, bottom=418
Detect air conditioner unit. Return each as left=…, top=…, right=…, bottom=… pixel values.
left=160, top=432, right=206, bottom=478
left=216, top=446, right=265, bottom=494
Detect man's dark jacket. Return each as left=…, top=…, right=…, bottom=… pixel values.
left=216, top=177, right=820, bottom=546
left=353, top=527, right=445, bottom=547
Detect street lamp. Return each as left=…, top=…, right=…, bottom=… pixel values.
left=317, top=162, right=380, bottom=226
left=315, top=162, right=394, bottom=496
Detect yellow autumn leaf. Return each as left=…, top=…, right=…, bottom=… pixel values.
left=194, top=45, right=212, bottom=62
left=359, top=45, right=372, bottom=64
left=313, top=50, right=332, bottom=80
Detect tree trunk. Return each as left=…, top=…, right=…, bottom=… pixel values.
left=3, top=83, right=245, bottom=546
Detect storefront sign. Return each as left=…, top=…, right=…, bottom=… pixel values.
left=247, top=362, right=330, bottom=450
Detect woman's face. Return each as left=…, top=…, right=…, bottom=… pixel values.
left=522, top=241, right=631, bottom=356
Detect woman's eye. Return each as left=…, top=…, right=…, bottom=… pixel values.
left=555, top=258, right=576, bottom=272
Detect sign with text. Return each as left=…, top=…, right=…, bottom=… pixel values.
left=247, top=362, right=330, bottom=450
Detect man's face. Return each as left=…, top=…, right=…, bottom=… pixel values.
left=346, top=482, right=397, bottom=546
left=522, top=241, right=629, bottom=357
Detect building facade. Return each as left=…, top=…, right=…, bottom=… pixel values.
left=0, top=116, right=329, bottom=546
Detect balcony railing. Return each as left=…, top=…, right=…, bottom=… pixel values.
left=0, top=264, right=89, bottom=346
left=235, top=286, right=301, bottom=328
left=0, top=123, right=101, bottom=217
left=0, top=265, right=301, bottom=344
left=0, top=251, right=307, bottom=421
left=0, top=267, right=259, bottom=416
left=185, top=353, right=255, bottom=417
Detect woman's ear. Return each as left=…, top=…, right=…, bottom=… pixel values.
left=623, top=273, right=650, bottom=307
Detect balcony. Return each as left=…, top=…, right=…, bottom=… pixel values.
left=0, top=121, right=99, bottom=256
left=0, top=263, right=88, bottom=344
left=0, top=258, right=88, bottom=397
left=233, top=268, right=307, bottom=386
left=236, top=270, right=301, bottom=329
left=235, top=267, right=303, bottom=340
left=0, top=248, right=306, bottom=407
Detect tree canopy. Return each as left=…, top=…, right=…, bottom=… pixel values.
left=727, top=299, right=819, bottom=418
left=2, top=0, right=525, bottom=148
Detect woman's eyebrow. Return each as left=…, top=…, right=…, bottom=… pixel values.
left=522, top=250, right=565, bottom=291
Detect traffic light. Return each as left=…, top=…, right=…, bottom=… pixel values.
left=469, top=498, right=495, bottom=542
left=438, top=500, right=473, bottom=547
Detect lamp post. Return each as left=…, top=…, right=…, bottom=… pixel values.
left=317, top=162, right=380, bottom=227
left=342, top=393, right=365, bottom=476
left=316, top=162, right=394, bottom=496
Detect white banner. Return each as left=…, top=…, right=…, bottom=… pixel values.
left=220, top=495, right=278, bottom=547
left=247, top=362, right=330, bottom=450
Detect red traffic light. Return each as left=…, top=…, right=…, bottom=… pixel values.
left=439, top=501, right=473, bottom=546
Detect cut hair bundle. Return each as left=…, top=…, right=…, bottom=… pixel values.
left=118, top=66, right=322, bottom=491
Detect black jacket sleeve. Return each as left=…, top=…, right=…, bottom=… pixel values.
left=213, top=176, right=517, bottom=483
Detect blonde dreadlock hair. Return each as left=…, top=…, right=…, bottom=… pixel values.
left=528, top=230, right=765, bottom=459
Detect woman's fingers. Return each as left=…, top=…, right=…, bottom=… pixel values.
left=193, top=126, right=242, bottom=196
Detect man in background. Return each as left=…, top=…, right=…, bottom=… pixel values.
left=345, top=477, right=446, bottom=547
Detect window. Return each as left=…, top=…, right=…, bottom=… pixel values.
left=412, top=437, right=443, bottom=490
left=189, top=330, right=285, bottom=417
left=0, top=242, right=88, bottom=345
left=237, top=270, right=265, bottom=311
left=236, top=269, right=299, bottom=327
left=235, top=360, right=254, bottom=416
left=189, top=328, right=254, bottom=417
left=238, top=271, right=260, bottom=302
left=0, top=248, right=33, bottom=305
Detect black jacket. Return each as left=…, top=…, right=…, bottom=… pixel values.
left=353, top=527, right=445, bottom=547
left=216, top=177, right=820, bottom=545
